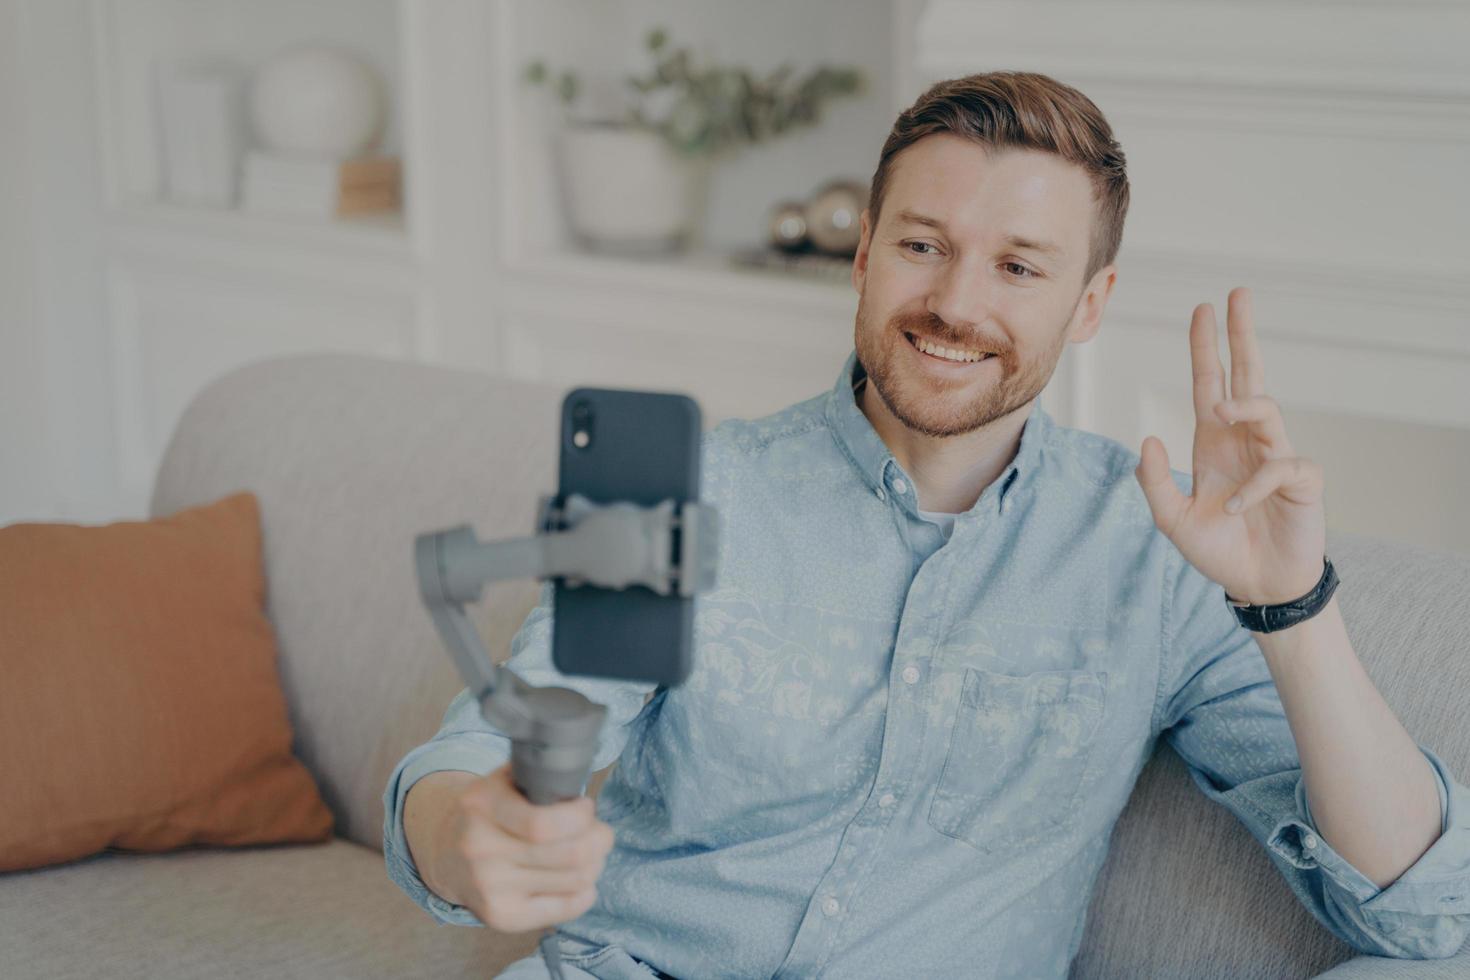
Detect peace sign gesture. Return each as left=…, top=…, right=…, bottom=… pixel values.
left=1134, top=287, right=1327, bottom=606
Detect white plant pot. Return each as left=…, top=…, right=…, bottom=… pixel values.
left=555, top=123, right=709, bottom=254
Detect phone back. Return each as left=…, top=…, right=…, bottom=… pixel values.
left=553, top=387, right=701, bottom=685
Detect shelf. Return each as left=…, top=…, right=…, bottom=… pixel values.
left=506, top=244, right=858, bottom=320
left=94, top=0, right=409, bottom=246
left=103, top=201, right=419, bottom=296
left=109, top=200, right=411, bottom=254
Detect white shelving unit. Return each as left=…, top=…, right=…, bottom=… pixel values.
left=86, top=0, right=914, bottom=516
left=93, top=0, right=408, bottom=221
left=90, top=0, right=429, bottom=513
left=92, top=0, right=418, bottom=289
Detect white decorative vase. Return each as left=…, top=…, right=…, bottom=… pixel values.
left=249, top=43, right=385, bottom=160
left=555, top=123, right=709, bottom=254
left=156, top=59, right=249, bottom=207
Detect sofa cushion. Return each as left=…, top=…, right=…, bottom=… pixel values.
left=0, top=838, right=539, bottom=978
left=0, top=492, right=333, bottom=873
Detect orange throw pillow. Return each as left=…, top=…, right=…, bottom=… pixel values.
left=0, top=491, right=334, bottom=873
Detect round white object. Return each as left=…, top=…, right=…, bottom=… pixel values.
left=556, top=123, right=709, bottom=253
left=249, top=44, right=384, bottom=160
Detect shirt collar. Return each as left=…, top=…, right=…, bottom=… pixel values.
left=823, top=348, right=1052, bottom=518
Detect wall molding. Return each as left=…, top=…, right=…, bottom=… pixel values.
left=916, top=0, right=1470, bottom=142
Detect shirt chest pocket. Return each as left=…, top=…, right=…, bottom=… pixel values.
left=927, top=666, right=1108, bottom=854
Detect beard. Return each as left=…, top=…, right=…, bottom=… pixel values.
left=853, top=294, right=1067, bottom=438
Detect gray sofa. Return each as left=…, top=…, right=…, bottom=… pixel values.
left=3, top=352, right=1466, bottom=978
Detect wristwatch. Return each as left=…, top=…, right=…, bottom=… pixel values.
left=1225, top=556, right=1340, bottom=634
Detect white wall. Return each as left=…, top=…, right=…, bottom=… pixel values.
left=911, top=0, right=1470, bottom=558
left=0, top=0, right=50, bottom=520
left=0, top=0, right=113, bottom=524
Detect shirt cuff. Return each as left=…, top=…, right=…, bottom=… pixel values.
left=1266, top=743, right=1467, bottom=914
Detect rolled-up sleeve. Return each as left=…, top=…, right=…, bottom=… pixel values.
left=1154, top=543, right=1470, bottom=959
left=382, top=580, right=658, bottom=926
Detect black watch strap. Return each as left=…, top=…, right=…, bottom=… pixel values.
left=1225, top=556, right=1339, bottom=634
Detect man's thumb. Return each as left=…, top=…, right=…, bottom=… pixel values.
left=1135, top=436, right=1186, bottom=536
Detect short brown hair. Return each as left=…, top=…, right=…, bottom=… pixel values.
left=868, top=71, right=1129, bottom=285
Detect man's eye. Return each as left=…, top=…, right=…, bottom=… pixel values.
left=904, top=241, right=938, bottom=256
left=1003, top=262, right=1037, bottom=279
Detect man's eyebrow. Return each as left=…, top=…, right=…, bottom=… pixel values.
left=892, top=208, right=1064, bottom=257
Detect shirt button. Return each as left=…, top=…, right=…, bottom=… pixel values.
left=822, top=897, right=840, bottom=917
left=1303, top=833, right=1319, bottom=850
left=891, top=478, right=908, bottom=495
left=878, top=793, right=896, bottom=809
left=875, top=487, right=886, bottom=501
left=902, top=665, right=920, bottom=685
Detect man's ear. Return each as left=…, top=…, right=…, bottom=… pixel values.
left=851, top=208, right=873, bottom=295
left=1069, top=265, right=1117, bottom=344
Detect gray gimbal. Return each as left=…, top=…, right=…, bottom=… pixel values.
left=414, top=492, right=719, bottom=805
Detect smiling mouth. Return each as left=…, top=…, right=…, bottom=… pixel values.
left=904, top=331, right=996, bottom=364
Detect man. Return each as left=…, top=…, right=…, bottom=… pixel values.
left=384, top=72, right=1470, bottom=978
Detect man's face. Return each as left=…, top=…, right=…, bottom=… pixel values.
left=852, top=133, right=1114, bottom=438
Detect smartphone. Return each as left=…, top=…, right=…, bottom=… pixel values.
left=551, top=386, right=702, bottom=686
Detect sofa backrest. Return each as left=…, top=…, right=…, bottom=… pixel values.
left=153, top=353, right=1470, bottom=977
left=1072, top=527, right=1470, bottom=978
left=152, top=353, right=556, bottom=851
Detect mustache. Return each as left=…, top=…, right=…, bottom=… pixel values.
left=890, top=312, right=1003, bottom=353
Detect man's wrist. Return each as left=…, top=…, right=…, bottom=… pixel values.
left=1226, top=556, right=1339, bottom=635
left=403, top=770, right=478, bottom=904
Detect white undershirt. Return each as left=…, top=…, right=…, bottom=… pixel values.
left=916, top=507, right=959, bottom=540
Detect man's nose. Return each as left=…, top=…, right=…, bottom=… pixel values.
left=926, top=256, right=993, bottom=332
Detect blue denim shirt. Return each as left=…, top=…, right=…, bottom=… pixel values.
left=385, top=350, right=1468, bottom=978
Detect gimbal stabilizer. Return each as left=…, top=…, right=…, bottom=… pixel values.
left=414, top=491, right=717, bottom=979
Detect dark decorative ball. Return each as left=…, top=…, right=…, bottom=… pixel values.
left=804, top=179, right=868, bottom=256
left=768, top=201, right=810, bottom=252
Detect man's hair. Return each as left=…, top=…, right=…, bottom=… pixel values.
left=868, top=71, right=1129, bottom=285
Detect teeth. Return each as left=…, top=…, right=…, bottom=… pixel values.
left=911, top=334, right=989, bottom=363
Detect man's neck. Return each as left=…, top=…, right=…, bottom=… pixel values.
left=858, top=379, right=1030, bottom=515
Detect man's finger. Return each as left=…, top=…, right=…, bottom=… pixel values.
left=1213, top=395, right=1293, bottom=458
left=521, top=887, right=599, bottom=927
left=1190, top=302, right=1226, bottom=424
left=499, top=861, right=605, bottom=895
left=515, top=822, right=615, bottom=871
left=1225, top=456, right=1322, bottom=513
left=485, top=766, right=595, bottom=843
left=1225, top=287, right=1265, bottom=400
left=1135, top=436, right=1188, bottom=539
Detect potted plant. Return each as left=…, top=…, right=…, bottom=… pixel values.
left=526, top=29, right=865, bottom=254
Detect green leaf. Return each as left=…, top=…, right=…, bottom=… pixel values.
left=557, top=72, right=579, bottom=105
left=608, top=29, right=865, bottom=157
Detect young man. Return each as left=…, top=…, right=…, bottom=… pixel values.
left=385, top=72, right=1469, bottom=979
